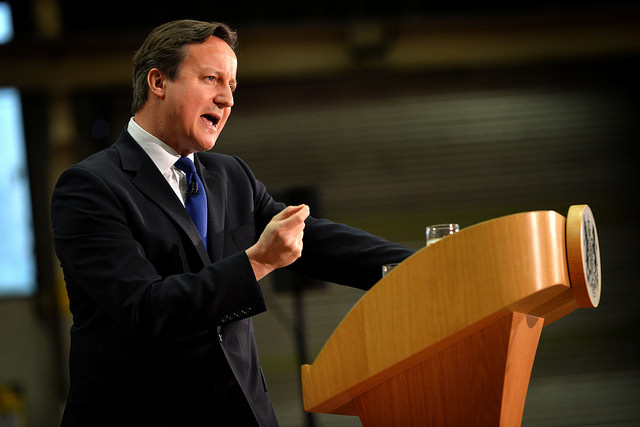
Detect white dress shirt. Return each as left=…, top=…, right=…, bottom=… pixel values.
left=127, top=117, right=193, bottom=206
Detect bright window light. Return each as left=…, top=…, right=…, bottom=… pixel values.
left=0, top=87, right=37, bottom=296
left=0, top=2, right=13, bottom=44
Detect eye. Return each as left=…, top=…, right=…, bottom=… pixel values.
left=229, top=84, right=236, bottom=93
left=207, top=76, right=216, bottom=82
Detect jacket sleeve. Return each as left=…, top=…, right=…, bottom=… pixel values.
left=51, top=164, right=267, bottom=343
left=292, top=217, right=416, bottom=290
left=232, top=156, right=416, bottom=291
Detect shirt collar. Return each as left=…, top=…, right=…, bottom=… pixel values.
left=127, top=117, right=194, bottom=174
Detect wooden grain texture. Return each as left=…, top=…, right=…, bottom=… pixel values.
left=301, top=208, right=589, bottom=421
left=352, top=311, right=543, bottom=426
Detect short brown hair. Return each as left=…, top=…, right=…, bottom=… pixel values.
left=131, top=20, right=238, bottom=114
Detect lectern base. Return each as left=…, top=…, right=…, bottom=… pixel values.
left=353, top=311, right=543, bottom=427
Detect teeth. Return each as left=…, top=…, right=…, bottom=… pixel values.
left=202, top=115, right=218, bottom=125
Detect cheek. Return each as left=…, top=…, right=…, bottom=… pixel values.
left=218, top=109, right=232, bottom=130
left=177, top=89, right=203, bottom=119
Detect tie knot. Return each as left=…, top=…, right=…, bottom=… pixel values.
left=174, top=156, right=196, bottom=174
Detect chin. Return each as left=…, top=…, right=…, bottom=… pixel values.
left=205, top=138, right=217, bottom=151
left=195, top=137, right=217, bottom=153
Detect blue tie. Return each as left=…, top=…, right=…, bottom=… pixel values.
left=174, top=157, right=208, bottom=249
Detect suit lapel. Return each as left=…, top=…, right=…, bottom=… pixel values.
left=115, top=132, right=211, bottom=266
left=194, top=154, right=226, bottom=262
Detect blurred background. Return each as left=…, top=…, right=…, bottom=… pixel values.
left=1, top=1, right=639, bottom=425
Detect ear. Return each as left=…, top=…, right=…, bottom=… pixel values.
left=147, top=68, right=166, bottom=100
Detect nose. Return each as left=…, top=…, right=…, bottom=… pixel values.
left=214, top=86, right=234, bottom=109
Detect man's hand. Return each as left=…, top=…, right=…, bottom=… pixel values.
left=246, top=204, right=310, bottom=281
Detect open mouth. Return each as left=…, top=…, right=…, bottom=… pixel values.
left=201, top=114, right=220, bottom=127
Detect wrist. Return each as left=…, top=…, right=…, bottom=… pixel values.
left=245, top=247, right=273, bottom=281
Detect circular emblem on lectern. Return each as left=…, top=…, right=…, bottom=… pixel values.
left=566, top=205, right=601, bottom=308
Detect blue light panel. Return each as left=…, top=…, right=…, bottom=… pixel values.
left=0, top=87, right=37, bottom=296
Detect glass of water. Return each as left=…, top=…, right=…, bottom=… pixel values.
left=382, top=263, right=399, bottom=277
left=426, top=223, right=460, bottom=246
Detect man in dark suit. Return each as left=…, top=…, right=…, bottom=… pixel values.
left=51, top=20, right=414, bottom=426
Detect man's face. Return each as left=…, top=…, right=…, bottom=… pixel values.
left=159, top=36, right=237, bottom=155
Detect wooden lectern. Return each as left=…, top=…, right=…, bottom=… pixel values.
left=301, top=205, right=601, bottom=426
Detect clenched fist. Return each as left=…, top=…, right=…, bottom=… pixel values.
left=246, top=204, right=310, bottom=281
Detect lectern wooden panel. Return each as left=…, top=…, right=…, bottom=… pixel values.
left=301, top=205, right=600, bottom=426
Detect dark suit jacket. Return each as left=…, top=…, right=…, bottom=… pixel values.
left=51, top=130, right=414, bottom=426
